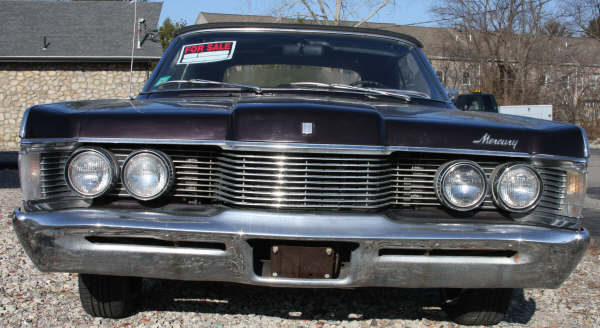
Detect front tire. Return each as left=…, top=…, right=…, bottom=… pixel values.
left=441, top=288, right=513, bottom=326
left=78, top=274, right=141, bottom=318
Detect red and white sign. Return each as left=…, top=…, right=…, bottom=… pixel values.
left=178, top=41, right=237, bottom=64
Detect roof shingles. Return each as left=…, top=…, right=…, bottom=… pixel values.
left=0, top=1, right=163, bottom=62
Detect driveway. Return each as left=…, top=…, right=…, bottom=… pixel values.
left=583, top=149, right=600, bottom=237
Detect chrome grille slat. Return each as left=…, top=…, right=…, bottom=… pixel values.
left=177, top=164, right=399, bottom=175
left=543, top=185, right=566, bottom=193
left=216, top=157, right=393, bottom=167
left=539, top=175, right=566, bottom=183
left=541, top=193, right=566, bottom=200
left=537, top=169, right=566, bottom=175
left=40, top=166, right=65, bottom=172
left=211, top=198, right=416, bottom=209
left=213, top=184, right=435, bottom=198
left=218, top=175, right=421, bottom=185
left=213, top=170, right=401, bottom=180
left=216, top=179, right=414, bottom=191
left=213, top=193, right=405, bottom=203
left=39, top=159, right=69, bottom=165
left=218, top=153, right=390, bottom=162
left=539, top=197, right=565, bottom=206
left=541, top=181, right=567, bottom=188
left=41, top=182, right=70, bottom=188
left=38, top=152, right=72, bottom=198
left=40, top=177, right=66, bottom=183
left=41, top=188, right=70, bottom=194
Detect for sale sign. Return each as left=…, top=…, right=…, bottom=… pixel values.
left=178, top=41, right=237, bottom=64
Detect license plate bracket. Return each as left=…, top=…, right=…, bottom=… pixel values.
left=270, top=245, right=338, bottom=279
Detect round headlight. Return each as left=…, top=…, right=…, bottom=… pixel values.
left=66, top=148, right=116, bottom=197
left=493, top=164, right=542, bottom=212
left=436, top=161, right=488, bottom=211
left=122, top=150, right=173, bottom=200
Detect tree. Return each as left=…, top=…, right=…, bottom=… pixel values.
left=158, top=17, right=186, bottom=50
left=431, top=0, right=555, bottom=105
left=272, top=0, right=392, bottom=26
left=561, top=0, right=600, bottom=40
left=543, top=19, right=571, bottom=37
left=585, top=16, right=600, bottom=39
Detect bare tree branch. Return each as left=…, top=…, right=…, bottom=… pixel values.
left=316, top=0, right=330, bottom=23
left=561, top=0, right=600, bottom=39
left=335, top=0, right=342, bottom=22
left=299, top=0, right=321, bottom=22
left=273, top=0, right=392, bottom=26
left=354, top=0, right=391, bottom=27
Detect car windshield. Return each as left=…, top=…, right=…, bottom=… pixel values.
left=147, top=30, right=446, bottom=101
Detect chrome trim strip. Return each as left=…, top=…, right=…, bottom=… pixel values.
left=20, top=138, right=589, bottom=163
left=18, top=107, right=31, bottom=139
left=177, top=27, right=418, bottom=48
left=577, top=125, right=590, bottom=158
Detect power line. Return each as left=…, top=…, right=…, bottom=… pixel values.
left=405, top=9, right=499, bottom=26
left=404, top=1, right=547, bottom=26
left=405, top=17, right=456, bottom=26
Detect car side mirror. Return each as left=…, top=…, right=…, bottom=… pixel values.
left=446, top=88, right=459, bottom=101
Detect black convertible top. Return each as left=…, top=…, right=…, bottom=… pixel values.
left=175, top=22, right=424, bottom=48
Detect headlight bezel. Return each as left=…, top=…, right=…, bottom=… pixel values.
left=491, top=163, right=543, bottom=213
left=121, top=149, right=174, bottom=201
left=435, top=160, right=489, bottom=212
left=64, top=147, right=118, bottom=198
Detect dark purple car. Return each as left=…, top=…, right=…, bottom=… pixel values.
left=13, top=23, right=590, bottom=325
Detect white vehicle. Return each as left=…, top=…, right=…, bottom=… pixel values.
left=499, top=104, right=553, bottom=120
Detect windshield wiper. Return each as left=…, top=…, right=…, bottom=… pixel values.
left=283, top=82, right=432, bottom=102
left=153, top=79, right=263, bottom=94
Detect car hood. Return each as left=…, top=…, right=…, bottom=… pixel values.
left=22, top=97, right=587, bottom=158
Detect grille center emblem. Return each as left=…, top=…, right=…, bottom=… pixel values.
left=302, top=122, right=313, bottom=135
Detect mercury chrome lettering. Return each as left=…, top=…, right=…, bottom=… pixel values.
left=472, top=133, right=519, bottom=149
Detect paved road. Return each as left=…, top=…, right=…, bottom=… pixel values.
left=583, top=149, right=600, bottom=237
left=0, top=151, right=17, bottom=169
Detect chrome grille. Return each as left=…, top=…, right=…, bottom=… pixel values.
left=107, top=147, right=507, bottom=209
left=108, top=148, right=448, bottom=209
left=39, top=146, right=567, bottom=213
left=535, top=168, right=567, bottom=215
left=39, top=152, right=73, bottom=198
left=208, top=152, right=441, bottom=209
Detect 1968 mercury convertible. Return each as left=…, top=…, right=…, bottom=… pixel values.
left=13, top=23, right=590, bottom=325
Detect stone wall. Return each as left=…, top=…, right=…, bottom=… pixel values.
left=0, top=62, right=153, bottom=150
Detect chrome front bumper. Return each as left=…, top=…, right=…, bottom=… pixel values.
left=13, top=207, right=590, bottom=289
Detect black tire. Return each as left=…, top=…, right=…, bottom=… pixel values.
left=78, top=274, right=142, bottom=319
left=441, top=288, right=513, bottom=326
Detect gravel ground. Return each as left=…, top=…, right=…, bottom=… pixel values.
left=1, top=168, right=599, bottom=327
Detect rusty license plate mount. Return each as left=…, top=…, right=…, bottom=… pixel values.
left=270, top=245, right=339, bottom=279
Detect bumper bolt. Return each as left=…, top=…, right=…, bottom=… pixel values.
left=324, top=274, right=330, bottom=279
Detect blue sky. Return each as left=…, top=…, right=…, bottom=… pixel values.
left=152, top=0, right=436, bottom=27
